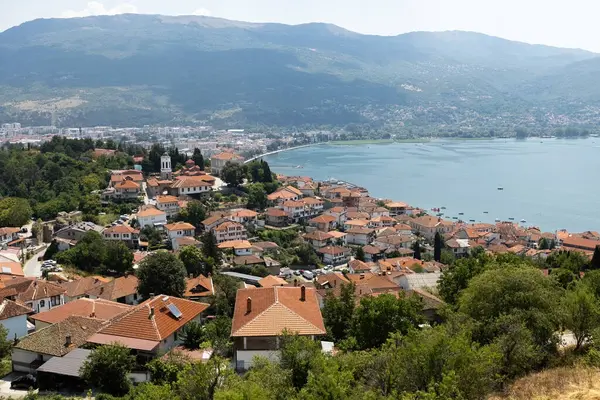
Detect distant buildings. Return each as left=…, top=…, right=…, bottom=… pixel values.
left=210, top=152, right=244, bottom=176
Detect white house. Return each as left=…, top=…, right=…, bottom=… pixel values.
left=136, top=207, right=167, bottom=229
left=0, top=279, right=65, bottom=314
left=165, top=222, right=196, bottom=241
left=170, top=178, right=212, bottom=196
left=0, top=228, right=20, bottom=246
left=213, top=221, right=247, bottom=244
left=156, top=195, right=181, bottom=218
left=0, top=299, right=31, bottom=339
left=211, top=152, right=244, bottom=176
left=317, top=246, right=351, bottom=266
left=345, top=227, right=375, bottom=246
left=102, top=224, right=140, bottom=249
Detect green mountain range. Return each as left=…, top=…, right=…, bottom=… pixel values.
left=0, top=14, right=599, bottom=132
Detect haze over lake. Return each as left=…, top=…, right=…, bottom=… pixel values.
left=264, top=138, right=600, bottom=233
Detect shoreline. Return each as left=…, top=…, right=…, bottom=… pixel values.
left=244, top=143, right=319, bottom=164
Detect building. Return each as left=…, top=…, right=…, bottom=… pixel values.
left=213, top=221, right=247, bottom=244
left=345, top=227, right=376, bottom=246
left=60, top=276, right=109, bottom=303
left=348, top=259, right=372, bottom=274
left=184, top=275, right=215, bottom=301
left=266, top=208, right=289, bottom=227
left=409, top=216, right=455, bottom=240
left=87, top=295, right=210, bottom=358
left=445, top=238, right=471, bottom=257
left=136, top=207, right=167, bottom=229
left=229, top=209, right=259, bottom=225
left=562, top=236, right=600, bottom=254
left=282, top=201, right=307, bottom=222
left=0, top=227, right=20, bottom=246
left=12, top=316, right=106, bottom=374
left=102, top=224, right=140, bottom=248
left=211, top=152, right=244, bottom=176
left=85, top=275, right=140, bottom=305
left=54, top=222, right=104, bottom=247
left=113, top=178, right=141, bottom=200
left=30, top=298, right=132, bottom=330
left=231, top=286, right=326, bottom=370
left=172, top=236, right=201, bottom=251
left=258, top=275, right=288, bottom=288
left=0, top=299, right=32, bottom=339
left=160, top=153, right=172, bottom=180
left=218, top=240, right=253, bottom=256
left=385, top=202, right=409, bottom=216
left=165, top=222, right=196, bottom=241
left=0, top=279, right=65, bottom=314
left=170, top=177, right=213, bottom=196
left=317, top=246, right=351, bottom=266
left=304, top=231, right=333, bottom=249
left=267, top=186, right=302, bottom=205
left=156, top=195, right=181, bottom=218
left=308, top=215, right=337, bottom=232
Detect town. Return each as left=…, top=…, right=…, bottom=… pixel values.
left=0, top=136, right=596, bottom=399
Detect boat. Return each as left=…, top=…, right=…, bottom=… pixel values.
left=436, top=213, right=444, bottom=217
left=495, top=218, right=500, bottom=222
left=458, top=212, right=464, bottom=215
left=452, top=217, right=458, bottom=220
left=483, top=211, right=489, bottom=214
left=508, top=217, right=515, bottom=221
left=469, top=219, right=476, bottom=222
left=441, top=206, right=446, bottom=210
left=497, top=187, right=504, bottom=191
left=520, top=219, right=527, bottom=223
left=295, top=165, right=303, bottom=169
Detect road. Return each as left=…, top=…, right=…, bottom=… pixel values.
left=23, top=247, right=47, bottom=278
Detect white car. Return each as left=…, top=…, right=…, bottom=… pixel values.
left=302, top=271, right=314, bottom=280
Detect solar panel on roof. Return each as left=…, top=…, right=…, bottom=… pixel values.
left=167, top=303, right=182, bottom=319
left=1, top=267, right=11, bottom=274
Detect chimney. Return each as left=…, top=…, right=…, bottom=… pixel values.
left=294, top=279, right=298, bottom=287
left=90, top=312, right=96, bottom=318
left=149, top=307, right=155, bottom=318
left=189, top=273, right=193, bottom=279
left=246, top=297, right=252, bottom=314
left=65, top=335, right=72, bottom=346
left=300, top=285, right=306, bottom=302
left=334, top=280, right=337, bottom=288
left=360, top=273, right=365, bottom=280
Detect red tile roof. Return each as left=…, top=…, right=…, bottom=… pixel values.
left=0, top=298, right=32, bottom=320
left=31, top=298, right=132, bottom=324
left=184, top=276, right=214, bottom=298
left=85, top=275, right=139, bottom=301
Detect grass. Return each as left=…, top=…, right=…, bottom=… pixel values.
left=0, top=357, right=11, bottom=378
left=97, top=213, right=117, bottom=226
left=489, top=366, right=600, bottom=400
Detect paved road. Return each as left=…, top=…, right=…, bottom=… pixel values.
left=23, top=247, right=47, bottom=278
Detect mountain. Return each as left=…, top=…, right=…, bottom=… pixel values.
left=0, top=14, right=599, bottom=132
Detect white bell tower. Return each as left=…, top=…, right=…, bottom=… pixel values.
left=160, top=153, right=172, bottom=180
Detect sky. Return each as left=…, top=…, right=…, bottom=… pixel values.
left=2, top=0, right=600, bottom=52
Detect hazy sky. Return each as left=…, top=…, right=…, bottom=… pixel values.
left=3, top=0, right=600, bottom=52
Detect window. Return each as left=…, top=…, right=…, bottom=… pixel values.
left=39, top=300, right=45, bottom=308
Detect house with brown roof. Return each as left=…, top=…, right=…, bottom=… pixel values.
left=156, top=195, right=181, bottom=218
left=60, top=276, right=108, bottom=303
left=85, top=275, right=140, bottom=305
left=346, top=227, right=376, bottom=246
left=282, top=201, right=307, bottom=222
left=308, top=214, right=337, bottom=232
left=31, top=298, right=132, bottom=330
left=0, top=299, right=32, bottom=339
left=258, top=275, right=288, bottom=288
left=0, top=227, right=20, bottom=246
left=0, top=261, right=24, bottom=278
left=317, top=246, right=351, bottom=266
left=0, top=279, right=65, bottom=314
left=184, top=275, right=214, bottom=300
left=348, top=259, right=372, bottom=274
left=165, top=222, right=196, bottom=241
left=12, top=316, right=106, bottom=373
left=114, top=178, right=141, bottom=199
left=218, top=240, right=253, bottom=256
left=304, top=231, right=333, bottom=249
left=103, top=224, right=140, bottom=249
left=446, top=238, right=472, bottom=258
left=87, top=295, right=210, bottom=357
left=213, top=221, right=248, bottom=244
left=265, top=208, right=289, bottom=228
left=136, top=206, right=167, bottom=229
left=173, top=236, right=201, bottom=252
left=373, top=235, right=414, bottom=252
left=211, top=152, right=244, bottom=176
left=229, top=209, right=259, bottom=225
left=409, top=215, right=455, bottom=240
left=562, top=236, right=600, bottom=254
left=170, top=176, right=213, bottom=196
left=231, top=286, right=326, bottom=370
left=315, top=272, right=350, bottom=290
left=201, top=214, right=230, bottom=232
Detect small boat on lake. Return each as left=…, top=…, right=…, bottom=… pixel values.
left=483, top=211, right=489, bottom=214
left=469, top=219, right=475, bottom=222
left=497, top=187, right=504, bottom=191
left=520, top=219, right=527, bottom=223
left=458, top=212, right=464, bottom=215
left=441, top=206, right=446, bottom=210
left=508, top=217, right=515, bottom=221
left=495, top=218, right=501, bottom=222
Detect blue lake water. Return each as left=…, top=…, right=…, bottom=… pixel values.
left=263, top=138, right=600, bottom=233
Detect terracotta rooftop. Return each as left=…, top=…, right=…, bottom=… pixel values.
left=231, top=209, right=258, bottom=218
left=136, top=207, right=166, bottom=218
left=184, top=275, right=214, bottom=298
left=233, top=255, right=264, bottom=265
left=103, top=224, right=138, bottom=235
left=0, top=298, right=32, bottom=321
left=315, top=272, right=350, bottom=289
left=156, top=195, right=179, bottom=204
left=60, top=276, right=108, bottom=298
left=304, top=231, right=334, bottom=241
left=252, top=241, right=279, bottom=250
left=231, top=286, right=326, bottom=337
left=214, top=221, right=244, bottom=232
left=31, top=298, right=132, bottom=325
left=0, top=279, right=65, bottom=302
left=258, top=275, right=288, bottom=288
left=309, top=215, right=336, bottom=224
left=317, top=246, right=351, bottom=256
left=211, top=152, right=244, bottom=161
left=0, top=261, right=24, bottom=277
left=218, top=240, right=253, bottom=250
left=170, top=177, right=212, bottom=189
left=0, top=228, right=19, bottom=236
left=349, top=259, right=372, bottom=272
left=165, top=222, right=196, bottom=232
left=115, top=180, right=140, bottom=190
left=85, top=275, right=139, bottom=301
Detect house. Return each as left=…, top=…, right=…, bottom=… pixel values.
left=445, top=238, right=471, bottom=257
left=233, top=255, right=265, bottom=267
left=308, top=215, right=337, bottom=232
left=343, top=219, right=370, bottom=231
left=60, top=276, right=109, bottom=303
left=373, top=235, right=414, bottom=252
left=282, top=201, right=307, bottom=223
left=156, top=195, right=181, bottom=218
left=30, top=298, right=132, bottom=330
left=12, top=316, right=106, bottom=373
left=267, top=186, right=302, bottom=205
left=229, top=209, right=259, bottom=225
left=102, top=224, right=140, bottom=249
left=87, top=295, right=210, bottom=358
left=0, top=261, right=24, bottom=278
left=317, top=246, right=351, bottom=266
left=231, top=286, right=326, bottom=370
left=114, top=178, right=141, bottom=200
left=328, top=231, right=348, bottom=246
left=394, top=224, right=413, bottom=235
left=184, top=275, right=215, bottom=301
left=54, top=222, right=104, bottom=245
left=173, top=236, right=201, bottom=251
left=266, top=208, right=289, bottom=228
left=362, top=245, right=384, bottom=261
left=562, top=236, right=600, bottom=254
left=218, top=240, right=253, bottom=256
left=409, top=216, right=455, bottom=240
left=258, top=275, right=288, bottom=288
left=0, top=279, right=65, bottom=314
left=170, top=177, right=213, bottom=196
left=136, top=207, right=167, bottom=229
left=386, top=202, right=409, bottom=216
left=395, top=272, right=442, bottom=291
left=348, top=259, right=372, bottom=274
left=109, top=170, right=144, bottom=187
left=201, top=214, right=230, bottom=232
left=85, top=275, right=140, bottom=305
left=302, top=198, right=324, bottom=217
left=165, top=222, right=196, bottom=241
left=0, top=228, right=20, bottom=246
left=213, top=221, right=247, bottom=244
left=324, top=207, right=347, bottom=226
left=304, top=231, right=333, bottom=249
left=211, top=152, right=244, bottom=176
left=315, top=272, right=350, bottom=290
left=368, top=216, right=396, bottom=229
left=0, top=299, right=32, bottom=339
left=346, top=227, right=375, bottom=246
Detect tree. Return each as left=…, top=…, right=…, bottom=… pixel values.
left=322, top=282, right=356, bottom=342
left=261, top=160, right=273, bottom=183
left=147, top=351, right=191, bottom=385
left=179, top=245, right=205, bottom=277
left=204, top=316, right=232, bottom=356
left=137, top=251, right=187, bottom=299
left=350, top=293, right=423, bottom=349
left=280, top=333, right=322, bottom=390
left=80, top=344, right=135, bottom=396
left=412, top=240, right=422, bottom=260
left=538, top=238, right=550, bottom=250
left=181, top=320, right=205, bottom=350
left=0, top=325, right=12, bottom=358
left=55, top=230, right=107, bottom=272
left=546, top=250, right=589, bottom=274
left=140, top=226, right=163, bottom=249
left=0, top=197, right=31, bottom=226
left=434, top=232, right=443, bottom=262
left=180, top=201, right=206, bottom=229
left=560, top=284, right=600, bottom=350
left=246, top=183, right=267, bottom=210
left=201, top=231, right=222, bottom=268
left=175, top=357, right=231, bottom=400
left=104, top=240, right=134, bottom=275
left=591, top=246, right=600, bottom=270
left=438, top=252, right=490, bottom=305
left=355, top=247, right=365, bottom=262
left=192, top=148, right=205, bottom=171
left=221, top=162, right=245, bottom=187
left=213, top=274, right=240, bottom=317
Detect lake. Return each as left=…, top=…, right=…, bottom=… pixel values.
left=263, top=138, right=600, bottom=233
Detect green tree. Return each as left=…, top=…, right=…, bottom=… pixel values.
left=179, top=245, right=206, bottom=277
left=147, top=351, right=191, bottom=385
left=204, top=316, right=233, bottom=356
left=560, top=284, right=600, bottom=350
left=350, top=293, right=423, bottom=349
left=0, top=325, right=12, bottom=358
left=246, top=183, right=268, bottom=210
left=591, top=246, right=600, bottom=270
left=412, top=240, right=422, bottom=260
left=104, top=240, right=134, bottom=275
left=201, top=231, right=222, bottom=268
left=538, top=238, right=550, bottom=250
left=137, top=251, right=187, bottom=298
left=192, top=148, right=205, bottom=171
left=0, top=197, right=32, bottom=226
left=280, top=333, right=322, bottom=390
left=181, top=320, right=205, bottom=350
left=56, top=230, right=107, bottom=272
left=434, top=232, right=443, bottom=262
left=322, top=282, right=356, bottom=342
left=355, top=246, right=365, bottom=262
left=80, top=344, right=135, bottom=396
left=213, top=274, right=240, bottom=317
left=438, top=252, right=490, bottom=305
left=175, top=357, right=231, bottom=400
left=179, top=201, right=206, bottom=229
left=546, top=250, right=589, bottom=274
left=221, top=162, right=245, bottom=187
left=140, top=226, right=163, bottom=249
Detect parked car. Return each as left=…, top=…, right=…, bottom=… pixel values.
left=120, top=215, right=130, bottom=221
left=302, top=271, right=314, bottom=280
left=293, top=270, right=301, bottom=276
left=11, top=374, right=37, bottom=390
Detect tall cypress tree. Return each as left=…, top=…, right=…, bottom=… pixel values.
left=412, top=241, right=422, bottom=260
left=591, top=246, right=600, bottom=270
left=261, top=160, right=273, bottom=183
left=434, top=232, right=442, bottom=262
